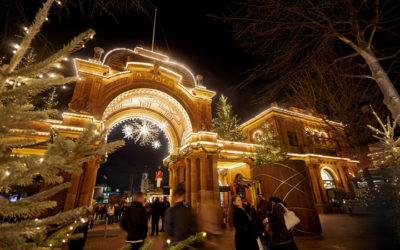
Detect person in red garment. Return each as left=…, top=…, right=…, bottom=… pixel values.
left=155, top=166, right=163, bottom=188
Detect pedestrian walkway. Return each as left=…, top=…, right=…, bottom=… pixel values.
left=83, top=214, right=391, bottom=250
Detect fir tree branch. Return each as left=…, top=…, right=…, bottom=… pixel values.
left=0, top=0, right=55, bottom=86
left=12, top=29, right=95, bottom=77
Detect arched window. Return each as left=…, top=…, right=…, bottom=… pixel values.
left=321, top=169, right=336, bottom=189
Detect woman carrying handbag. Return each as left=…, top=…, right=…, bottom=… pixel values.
left=266, top=197, right=298, bottom=250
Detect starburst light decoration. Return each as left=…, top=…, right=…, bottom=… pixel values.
left=122, top=120, right=160, bottom=146
left=152, top=140, right=161, bottom=149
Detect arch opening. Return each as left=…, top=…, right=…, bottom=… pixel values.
left=321, top=169, right=336, bottom=190
left=103, top=88, right=193, bottom=154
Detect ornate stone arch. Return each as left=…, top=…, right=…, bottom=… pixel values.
left=102, top=88, right=193, bottom=153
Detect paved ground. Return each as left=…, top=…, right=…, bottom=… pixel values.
left=83, top=214, right=397, bottom=250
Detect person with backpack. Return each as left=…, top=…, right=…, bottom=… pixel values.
left=266, top=197, right=298, bottom=250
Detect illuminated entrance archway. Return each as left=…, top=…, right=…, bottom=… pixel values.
left=60, top=46, right=222, bottom=210
left=103, top=88, right=194, bottom=154
left=55, top=46, right=257, bottom=212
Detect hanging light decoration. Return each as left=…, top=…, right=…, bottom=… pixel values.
left=122, top=120, right=160, bottom=146
left=152, top=140, right=161, bottom=149
left=122, top=124, right=134, bottom=139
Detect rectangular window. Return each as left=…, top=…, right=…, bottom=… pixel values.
left=287, top=131, right=299, bottom=146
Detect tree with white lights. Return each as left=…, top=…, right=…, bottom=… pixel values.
left=213, top=95, right=246, bottom=141
left=0, top=0, right=123, bottom=248
left=254, top=123, right=287, bottom=166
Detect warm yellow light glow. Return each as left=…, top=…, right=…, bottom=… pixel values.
left=320, top=166, right=340, bottom=181
left=240, top=106, right=343, bottom=129
left=218, top=162, right=247, bottom=169
left=51, top=125, right=84, bottom=132
left=287, top=153, right=359, bottom=163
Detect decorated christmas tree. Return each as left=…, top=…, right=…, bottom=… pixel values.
left=254, top=123, right=287, bottom=166
left=212, top=95, right=246, bottom=141
left=0, top=0, right=123, bottom=248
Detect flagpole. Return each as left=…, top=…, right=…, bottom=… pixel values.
left=151, top=8, right=158, bottom=51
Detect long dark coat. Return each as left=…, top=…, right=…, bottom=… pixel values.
left=233, top=206, right=259, bottom=250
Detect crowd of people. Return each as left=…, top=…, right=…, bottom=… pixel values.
left=228, top=194, right=298, bottom=250
left=120, top=185, right=196, bottom=249
left=90, top=187, right=297, bottom=250
left=93, top=203, right=127, bottom=224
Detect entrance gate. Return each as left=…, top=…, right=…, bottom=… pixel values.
left=55, top=47, right=256, bottom=210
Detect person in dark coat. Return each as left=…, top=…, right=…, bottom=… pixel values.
left=227, top=194, right=259, bottom=250
left=242, top=198, right=251, bottom=215
left=151, top=197, right=163, bottom=236
left=114, top=203, right=122, bottom=222
left=164, top=184, right=197, bottom=244
left=251, top=196, right=271, bottom=249
left=120, top=192, right=148, bottom=250
left=267, top=197, right=298, bottom=250
left=160, top=196, right=170, bottom=232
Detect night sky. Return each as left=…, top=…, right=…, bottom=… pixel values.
left=7, top=1, right=266, bottom=191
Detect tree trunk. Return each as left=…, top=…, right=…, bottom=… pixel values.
left=359, top=49, right=400, bottom=121
left=338, top=36, right=400, bottom=121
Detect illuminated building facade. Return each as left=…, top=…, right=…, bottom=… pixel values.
left=12, top=46, right=357, bottom=215
left=239, top=103, right=359, bottom=212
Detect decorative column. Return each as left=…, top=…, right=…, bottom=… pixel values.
left=199, top=156, right=207, bottom=201
left=307, top=164, right=325, bottom=205
left=179, top=163, right=185, bottom=183
left=175, top=166, right=180, bottom=188
left=173, top=167, right=179, bottom=190
left=337, top=165, right=350, bottom=192
left=185, top=158, right=191, bottom=205
left=211, top=155, right=220, bottom=206
left=190, top=157, right=199, bottom=208
left=77, top=157, right=100, bottom=206
left=315, top=165, right=328, bottom=204
left=64, top=173, right=82, bottom=211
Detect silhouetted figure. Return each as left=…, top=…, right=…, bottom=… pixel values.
left=120, top=192, right=148, bottom=250
left=151, top=198, right=163, bottom=236
left=165, top=185, right=197, bottom=244
left=115, top=203, right=122, bottom=222
left=107, top=204, right=115, bottom=224
left=160, top=197, right=170, bottom=232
